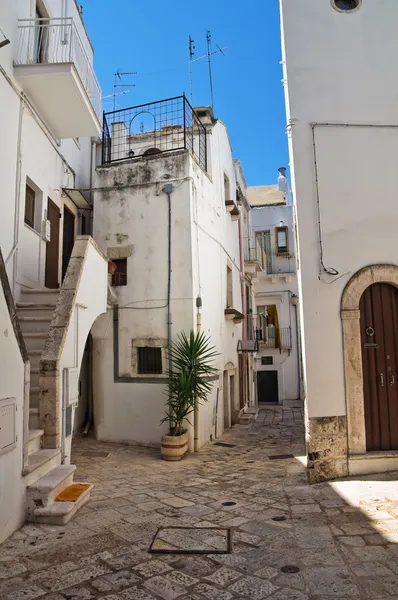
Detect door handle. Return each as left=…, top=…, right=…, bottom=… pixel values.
left=381, top=373, right=384, bottom=387
left=390, top=374, right=395, bottom=386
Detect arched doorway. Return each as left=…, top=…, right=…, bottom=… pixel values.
left=360, top=283, right=398, bottom=451
left=341, top=264, right=398, bottom=455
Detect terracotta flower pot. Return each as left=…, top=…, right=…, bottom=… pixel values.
left=161, top=432, right=189, bottom=461
left=108, top=260, right=117, bottom=274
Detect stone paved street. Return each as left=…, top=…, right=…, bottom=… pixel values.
left=2, top=403, right=398, bottom=599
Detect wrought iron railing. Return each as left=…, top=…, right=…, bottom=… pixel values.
left=243, top=237, right=267, bottom=271
left=246, top=315, right=292, bottom=349
left=101, top=95, right=207, bottom=170
left=15, top=17, right=101, bottom=119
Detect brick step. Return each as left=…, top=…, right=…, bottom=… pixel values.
left=28, top=429, right=43, bottom=456
left=33, top=483, right=93, bottom=526
left=27, top=464, right=76, bottom=515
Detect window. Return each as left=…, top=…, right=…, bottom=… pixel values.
left=276, top=226, right=289, bottom=256
left=24, top=185, right=36, bottom=228
left=261, top=356, right=273, bottom=366
left=137, top=347, right=162, bottom=374
left=332, top=0, right=361, bottom=11
left=224, top=173, right=230, bottom=202
left=111, top=258, right=127, bottom=286
left=226, top=266, right=233, bottom=308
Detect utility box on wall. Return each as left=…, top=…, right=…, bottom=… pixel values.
left=0, top=398, right=17, bottom=456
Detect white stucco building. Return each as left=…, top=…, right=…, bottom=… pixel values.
left=247, top=180, right=301, bottom=407
left=0, top=0, right=107, bottom=542
left=280, top=0, right=398, bottom=481
left=93, top=100, right=256, bottom=450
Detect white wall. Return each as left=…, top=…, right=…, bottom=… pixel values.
left=280, top=0, right=398, bottom=417
left=250, top=202, right=299, bottom=402
left=93, top=119, right=245, bottom=449
left=0, top=285, right=26, bottom=544
left=0, top=0, right=96, bottom=293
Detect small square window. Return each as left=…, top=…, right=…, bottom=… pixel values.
left=25, top=184, right=36, bottom=229
left=111, top=258, right=127, bottom=286
left=137, top=347, right=162, bottom=374
left=261, top=356, right=273, bottom=366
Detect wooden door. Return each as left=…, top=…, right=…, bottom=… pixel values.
left=257, top=370, right=278, bottom=403
left=62, top=207, right=75, bottom=281
left=360, top=283, right=398, bottom=451
left=45, top=199, right=60, bottom=289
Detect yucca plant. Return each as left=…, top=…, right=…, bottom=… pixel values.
left=162, top=330, right=218, bottom=436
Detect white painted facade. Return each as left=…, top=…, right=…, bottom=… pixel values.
left=280, top=0, right=398, bottom=477
left=0, top=0, right=106, bottom=540
left=249, top=193, right=300, bottom=404
left=93, top=111, right=249, bottom=449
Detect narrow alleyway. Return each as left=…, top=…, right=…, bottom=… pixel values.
left=2, top=404, right=398, bottom=599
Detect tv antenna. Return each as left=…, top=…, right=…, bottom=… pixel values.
left=188, top=35, right=195, bottom=105
left=188, top=32, right=227, bottom=110
left=113, top=70, right=137, bottom=111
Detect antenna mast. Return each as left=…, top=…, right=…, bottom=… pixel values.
left=206, top=30, right=214, bottom=109
left=188, top=35, right=195, bottom=105
left=113, top=70, right=137, bottom=111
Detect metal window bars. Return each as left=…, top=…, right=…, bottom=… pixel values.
left=101, top=95, right=207, bottom=171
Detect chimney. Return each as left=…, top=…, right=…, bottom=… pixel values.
left=277, top=167, right=288, bottom=193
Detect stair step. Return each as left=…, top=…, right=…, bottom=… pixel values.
left=28, top=350, right=42, bottom=369
left=19, top=317, right=52, bottom=335
left=29, top=408, right=39, bottom=430
left=21, top=289, right=60, bottom=304
left=30, top=368, right=39, bottom=388
left=24, top=333, right=47, bottom=352
left=27, top=464, right=76, bottom=512
left=33, top=483, right=93, bottom=525
left=29, top=387, right=40, bottom=410
left=16, top=304, right=56, bottom=319
left=28, top=429, right=43, bottom=455
left=23, top=449, right=61, bottom=479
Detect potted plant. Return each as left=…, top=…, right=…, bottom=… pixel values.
left=161, top=330, right=218, bottom=461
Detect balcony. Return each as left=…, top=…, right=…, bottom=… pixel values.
left=14, top=18, right=102, bottom=139
left=101, top=96, right=207, bottom=170
left=246, top=315, right=292, bottom=350
left=243, top=237, right=267, bottom=275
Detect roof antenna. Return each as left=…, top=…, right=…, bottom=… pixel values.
left=188, top=35, right=195, bottom=105
left=113, top=70, right=137, bottom=111
left=206, top=30, right=214, bottom=110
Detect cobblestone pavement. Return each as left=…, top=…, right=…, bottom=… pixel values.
left=2, top=403, right=398, bottom=599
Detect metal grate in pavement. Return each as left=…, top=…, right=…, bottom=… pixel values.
left=213, top=442, right=236, bottom=448
left=268, top=454, right=294, bottom=460
left=149, top=526, right=232, bottom=555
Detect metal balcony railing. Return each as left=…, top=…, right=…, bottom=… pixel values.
left=246, top=315, right=292, bottom=350
left=243, top=237, right=267, bottom=272
left=101, top=95, right=207, bottom=169
left=15, top=17, right=102, bottom=119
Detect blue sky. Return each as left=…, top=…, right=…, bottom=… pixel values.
left=83, top=0, right=288, bottom=186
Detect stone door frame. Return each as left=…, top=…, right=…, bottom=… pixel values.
left=341, top=264, right=398, bottom=455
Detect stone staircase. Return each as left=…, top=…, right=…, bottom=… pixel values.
left=16, top=287, right=93, bottom=524
left=238, top=406, right=260, bottom=424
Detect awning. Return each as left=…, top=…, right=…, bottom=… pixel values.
left=62, top=188, right=92, bottom=210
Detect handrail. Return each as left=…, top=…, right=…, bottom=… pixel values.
left=15, top=17, right=101, bottom=118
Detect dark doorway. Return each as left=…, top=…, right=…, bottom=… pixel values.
left=62, top=207, right=75, bottom=280
left=45, top=199, right=60, bottom=289
left=257, top=370, right=278, bottom=404
left=360, top=283, right=398, bottom=451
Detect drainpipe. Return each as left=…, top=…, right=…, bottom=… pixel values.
left=293, top=301, right=302, bottom=400
left=194, top=296, right=202, bottom=452
left=237, top=215, right=246, bottom=408
left=6, top=95, right=25, bottom=295
left=163, top=184, right=173, bottom=375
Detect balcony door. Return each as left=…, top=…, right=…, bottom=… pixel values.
left=34, top=5, right=48, bottom=64
left=45, top=199, right=60, bottom=289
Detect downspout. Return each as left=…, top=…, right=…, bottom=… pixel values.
left=293, top=301, right=301, bottom=399
left=194, top=296, right=202, bottom=452
left=6, top=95, right=25, bottom=295
left=163, top=184, right=173, bottom=375
left=237, top=215, right=246, bottom=407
